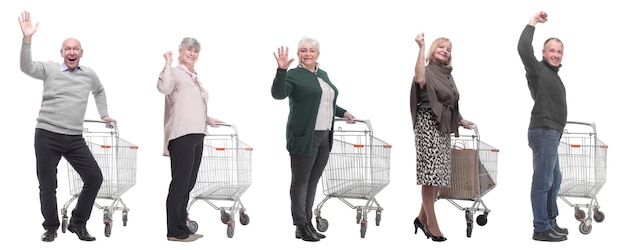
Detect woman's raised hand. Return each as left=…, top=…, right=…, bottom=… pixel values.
left=273, top=46, right=295, bottom=70
left=415, top=33, right=425, bottom=48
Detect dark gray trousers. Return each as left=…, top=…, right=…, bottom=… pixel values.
left=290, top=130, right=330, bottom=225
left=166, top=133, right=204, bottom=238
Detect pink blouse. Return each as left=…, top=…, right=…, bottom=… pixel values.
left=157, top=64, right=209, bottom=156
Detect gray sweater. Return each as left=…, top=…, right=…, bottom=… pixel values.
left=517, top=25, right=567, bottom=132
left=20, top=41, right=109, bottom=135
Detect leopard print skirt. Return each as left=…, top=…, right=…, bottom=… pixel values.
left=414, top=108, right=451, bottom=186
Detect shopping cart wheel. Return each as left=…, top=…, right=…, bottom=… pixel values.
left=122, top=210, right=128, bottom=226
left=579, top=219, right=592, bottom=235
left=316, top=218, right=329, bottom=232
left=61, top=216, right=68, bottom=233
left=104, top=222, right=112, bottom=237
left=226, top=221, right=235, bottom=238
left=239, top=213, right=250, bottom=225
left=375, top=210, right=382, bottom=226
left=187, top=220, right=199, bottom=233
left=360, top=219, right=368, bottom=238
left=476, top=214, right=488, bottom=226
left=593, top=210, right=605, bottom=223
left=220, top=210, right=231, bottom=224
left=574, top=208, right=585, bottom=221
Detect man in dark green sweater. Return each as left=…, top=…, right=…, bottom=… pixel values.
left=518, top=11, right=568, bottom=242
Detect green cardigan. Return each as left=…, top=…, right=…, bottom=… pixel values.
left=271, top=67, right=347, bottom=156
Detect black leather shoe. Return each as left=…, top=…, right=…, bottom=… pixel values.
left=532, top=229, right=567, bottom=242
left=413, top=217, right=431, bottom=239
left=67, top=224, right=96, bottom=241
left=306, top=222, right=325, bottom=239
left=551, top=224, right=569, bottom=235
left=41, top=230, right=57, bottom=242
left=295, top=224, right=319, bottom=242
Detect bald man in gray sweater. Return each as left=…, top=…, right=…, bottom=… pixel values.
left=18, top=11, right=117, bottom=242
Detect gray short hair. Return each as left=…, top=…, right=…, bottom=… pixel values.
left=178, top=37, right=201, bottom=63
left=297, top=37, right=320, bottom=51
left=179, top=37, right=201, bottom=50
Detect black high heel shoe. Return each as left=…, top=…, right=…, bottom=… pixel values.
left=431, top=235, right=447, bottom=242
left=413, top=217, right=431, bottom=239
left=425, top=225, right=447, bottom=242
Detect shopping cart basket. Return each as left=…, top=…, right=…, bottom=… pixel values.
left=62, top=120, right=138, bottom=237
left=437, top=124, right=499, bottom=238
left=314, top=118, right=391, bottom=238
left=186, top=123, right=252, bottom=238
left=558, top=121, right=607, bottom=235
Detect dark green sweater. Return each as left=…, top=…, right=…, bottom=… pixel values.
left=517, top=25, right=567, bottom=132
left=272, top=67, right=347, bottom=156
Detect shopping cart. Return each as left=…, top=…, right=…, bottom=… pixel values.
left=186, top=123, right=252, bottom=238
left=437, top=124, right=499, bottom=238
left=314, top=118, right=391, bottom=238
left=62, top=120, right=138, bottom=237
left=558, top=121, right=607, bottom=235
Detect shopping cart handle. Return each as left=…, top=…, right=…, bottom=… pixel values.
left=213, top=123, right=232, bottom=128
left=457, top=123, right=479, bottom=138
left=566, top=121, right=596, bottom=127
left=209, top=123, right=239, bottom=135
left=84, top=119, right=117, bottom=129
left=564, top=121, right=597, bottom=134
left=334, top=118, right=367, bottom=124
left=334, top=118, right=373, bottom=133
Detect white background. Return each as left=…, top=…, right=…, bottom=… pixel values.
left=1, top=0, right=623, bottom=249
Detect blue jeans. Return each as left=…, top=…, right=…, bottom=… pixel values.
left=528, top=127, right=562, bottom=232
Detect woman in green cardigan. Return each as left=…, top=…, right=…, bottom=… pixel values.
left=271, top=37, right=355, bottom=242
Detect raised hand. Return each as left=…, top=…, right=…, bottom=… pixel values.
left=163, top=51, right=173, bottom=64
left=415, top=33, right=425, bottom=48
left=273, top=46, right=295, bottom=70
left=534, top=11, right=548, bottom=23
left=18, top=11, right=39, bottom=41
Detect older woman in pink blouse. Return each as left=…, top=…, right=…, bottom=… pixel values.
left=157, top=37, right=222, bottom=242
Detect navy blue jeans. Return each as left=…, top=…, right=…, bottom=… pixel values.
left=528, top=127, right=562, bottom=232
left=35, top=128, right=103, bottom=230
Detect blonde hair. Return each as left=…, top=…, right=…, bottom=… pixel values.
left=425, top=37, right=452, bottom=66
